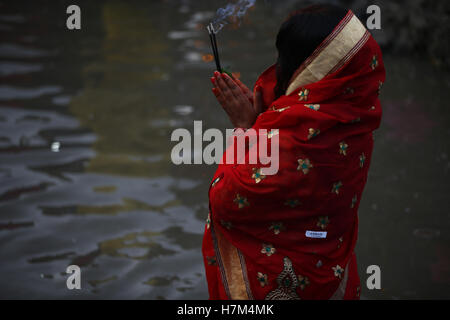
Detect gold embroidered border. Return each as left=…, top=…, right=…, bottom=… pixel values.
left=329, top=261, right=350, bottom=300
left=212, top=221, right=250, bottom=299
left=286, top=13, right=368, bottom=96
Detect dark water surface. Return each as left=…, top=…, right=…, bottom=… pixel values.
left=0, top=0, right=449, bottom=299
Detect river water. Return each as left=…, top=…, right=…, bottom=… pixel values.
left=0, top=0, right=449, bottom=299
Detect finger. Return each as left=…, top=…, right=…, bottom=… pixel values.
left=212, top=87, right=231, bottom=114
left=253, top=85, right=264, bottom=115
left=235, top=78, right=253, bottom=101
left=213, top=72, right=221, bottom=89
left=221, top=73, right=243, bottom=98
left=232, top=77, right=252, bottom=106
left=212, top=87, right=225, bottom=103
left=214, top=71, right=221, bottom=83
left=212, top=87, right=220, bottom=98
left=234, top=78, right=247, bottom=91
left=216, top=74, right=235, bottom=102
left=234, top=78, right=250, bottom=94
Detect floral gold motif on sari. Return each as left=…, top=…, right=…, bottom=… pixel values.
left=284, top=199, right=300, bottom=208
left=233, top=194, right=249, bottom=209
left=370, top=105, right=376, bottom=110
left=206, top=212, right=211, bottom=229
left=277, top=106, right=290, bottom=112
left=261, top=243, right=276, bottom=257
left=297, top=274, right=310, bottom=290
left=343, top=87, right=354, bottom=95
left=252, top=167, right=266, bottom=184
left=337, top=236, right=343, bottom=249
left=265, top=257, right=300, bottom=300
left=316, top=260, right=323, bottom=268
left=269, top=222, right=285, bottom=235
left=297, top=158, right=313, bottom=174
left=211, top=176, right=221, bottom=187
left=332, top=181, right=343, bottom=194
left=377, top=81, right=383, bottom=94
left=332, top=265, right=345, bottom=279
left=317, top=216, right=330, bottom=230
left=298, top=88, right=309, bottom=101
left=351, top=195, right=358, bottom=208
left=257, top=272, right=268, bottom=287
left=206, top=256, right=217, bottom=266
left=270, top=106, right=290, bottom=112
left=220, top=219, right=232, bottom=230
left=339, top=141, right=348, bottom=155
left=370, top=55, right=378, bottom=70
left=307, top=128, right=320, bottom=140
left=359, top=153, right=366, bottom=168
left=304, top=104, right=320, bottom=111
left=267, top=129, right=279, bottom=139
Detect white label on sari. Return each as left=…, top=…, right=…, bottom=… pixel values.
left=305, top=231, right=327, bottom=238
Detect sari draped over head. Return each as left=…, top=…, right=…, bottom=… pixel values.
left=202, top=10, right=385, bottom=300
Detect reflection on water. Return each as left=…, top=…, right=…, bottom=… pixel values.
left=0, top=0, right=449, bottom=299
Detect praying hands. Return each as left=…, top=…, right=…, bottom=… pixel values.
left=211, top=72, right=264, bottom=129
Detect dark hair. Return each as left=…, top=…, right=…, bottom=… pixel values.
left=274, top=4, right=348, bottom=99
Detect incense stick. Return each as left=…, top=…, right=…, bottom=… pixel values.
left=210, top=24, right=221, bottom=72
left=207, top=23, right=222, bottom=72
left=207, top=25, right=219, bottom=71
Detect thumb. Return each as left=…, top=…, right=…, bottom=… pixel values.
left=253, top=85, right=264, bottom=115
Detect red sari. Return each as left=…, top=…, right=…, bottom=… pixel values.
left=202, top=10, right=385, bottom=300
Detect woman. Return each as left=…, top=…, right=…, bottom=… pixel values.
left=203, top=4, right=385, bottom=300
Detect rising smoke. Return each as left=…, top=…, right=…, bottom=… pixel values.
left=211, top=0, right=257, bottom=33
